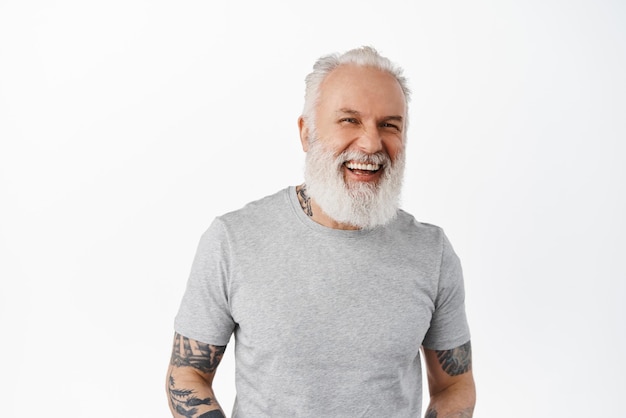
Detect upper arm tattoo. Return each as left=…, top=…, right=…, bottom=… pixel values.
left=168, top=333, right=227, bottom=417
left=435, top=341, right=472, bottom=376
left=170, top=333, right=226, bottom=374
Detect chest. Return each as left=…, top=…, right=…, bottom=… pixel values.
left=228, top=243, right=439, bottom=364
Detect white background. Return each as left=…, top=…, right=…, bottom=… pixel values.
left=1, top=1, right=624, bottom=416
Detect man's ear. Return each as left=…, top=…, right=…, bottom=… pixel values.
left=298, top=116, right=310, bottom=152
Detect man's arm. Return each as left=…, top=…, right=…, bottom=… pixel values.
left=422, top=340, right=476, bottom=418
left=166, top=332, right=227, bottom=418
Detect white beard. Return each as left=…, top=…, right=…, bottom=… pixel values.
left=304, top=139, right=406, bottom=229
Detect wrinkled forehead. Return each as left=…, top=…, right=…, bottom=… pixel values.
left=318, top=64, right=407, bottom=116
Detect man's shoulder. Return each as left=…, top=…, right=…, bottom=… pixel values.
left=214, top=186, right=292, bottom=229
left=389, top=210, right=451, bottom=251
left=225, top=186, right=288, bottom=212
left=394, top=209, right=445, bottom=233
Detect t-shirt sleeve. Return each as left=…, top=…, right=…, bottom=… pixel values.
left=174, top=218, right=235, bottom=346
left=422, top=232, right=471, bottom=350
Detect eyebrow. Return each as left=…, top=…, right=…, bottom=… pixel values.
left=337, top=108, right=361, bottom=116
left=382, top=115, right=404, bottom=123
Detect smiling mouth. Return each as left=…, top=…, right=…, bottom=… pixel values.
left=344, top=161, right=382, bottom=173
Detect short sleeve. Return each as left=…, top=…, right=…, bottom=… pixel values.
left=174, top=218, right=235, bottom=346
left=421, top=232, right=471, bottom=350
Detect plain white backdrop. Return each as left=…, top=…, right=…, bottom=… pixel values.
left=1, top=1, right=625, bottom=416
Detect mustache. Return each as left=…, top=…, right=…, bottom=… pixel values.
left=336, top=149, right=391, bottom=166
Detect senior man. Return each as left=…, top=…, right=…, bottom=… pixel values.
left=167, top=46, right=476, bottom=418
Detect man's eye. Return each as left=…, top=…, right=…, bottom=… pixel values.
left=381, top=122, right=400, bottom=130
left=340, top=118, right=359, bottom=124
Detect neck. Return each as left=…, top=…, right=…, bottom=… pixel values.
left=295, top=184, right=361, bottom=231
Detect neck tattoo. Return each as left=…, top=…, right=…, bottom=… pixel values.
left=296, top=184, right=314, bottom=217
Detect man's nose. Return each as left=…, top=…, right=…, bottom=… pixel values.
left=356, top=126, right=383, bottom=154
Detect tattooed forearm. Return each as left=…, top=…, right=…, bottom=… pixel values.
left=424, top=407, right=473, bottom=418
left=170, top=333, right=226, bottom=374
left=436, top=341, right=472, bottom=376
left=296, top=184, right=313, bottom=217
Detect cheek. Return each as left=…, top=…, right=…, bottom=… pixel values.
left=384, top=137, right=404, bottom=161
left=323, top=131, right=356, bottom=154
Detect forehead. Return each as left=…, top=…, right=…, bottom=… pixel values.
left=317, top=64, right=407, bottom=116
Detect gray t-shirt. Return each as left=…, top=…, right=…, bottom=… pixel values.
left=175, top=186, right=470, bottom=417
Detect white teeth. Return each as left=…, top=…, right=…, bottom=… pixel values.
left=346, top=162, right=381, bottom=171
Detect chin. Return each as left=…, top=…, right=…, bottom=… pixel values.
left=304, top=140, right=406, bottom=229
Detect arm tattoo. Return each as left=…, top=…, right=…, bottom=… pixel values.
left=425, top=407, right=473, bottom=418
left=296, top=184, right=313, bottom=217
left=170, top=333, right=226, bottom=374
left=168, top=334, right=227, bottom=418
left=436, top=341, right=472, bottom=376
left=168, top=375, right=225, bottom=418
left=198, top=411, right=227, bottom=418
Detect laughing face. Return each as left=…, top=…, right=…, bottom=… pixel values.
left=299, top=64, right=408, bottom=229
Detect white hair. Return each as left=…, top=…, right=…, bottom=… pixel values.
left=304, top=139, right=406, bottom=230
left=301, top=46, right=411, bottom=135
